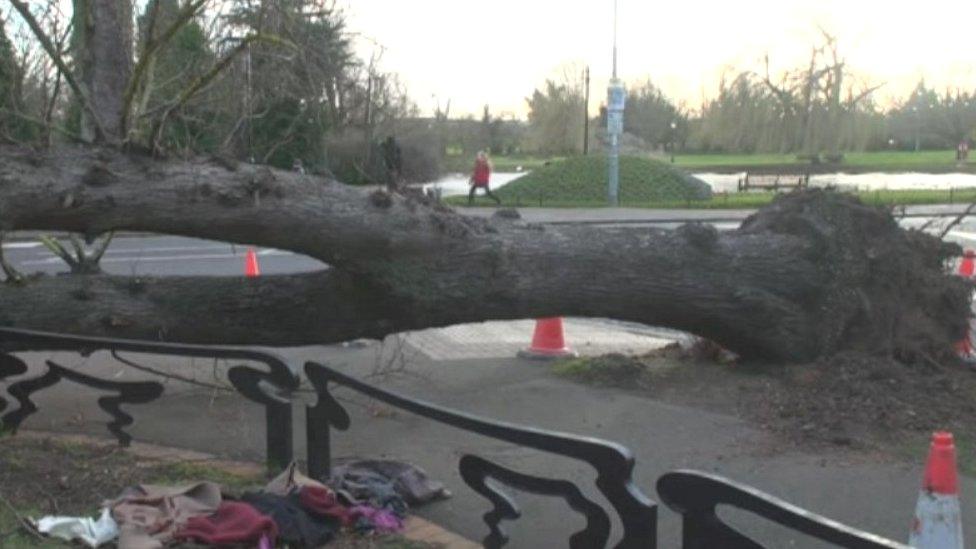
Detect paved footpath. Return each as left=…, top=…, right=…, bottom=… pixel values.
left=8, top=342, right=973, bottom=548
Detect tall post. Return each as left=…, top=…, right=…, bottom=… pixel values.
left=670, top=121, right=677, bottom=163
left=607, top=0, right=624, bottom=206
left=913, top=106, right=920, bottom=152
left=583, top=66, right=590, bottom=155
left=612, top=0, right=618, bottom=79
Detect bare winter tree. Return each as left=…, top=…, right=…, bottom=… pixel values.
left=759, top=29, right=884, bottom=157
left=0, top=1, right=968, bottom=365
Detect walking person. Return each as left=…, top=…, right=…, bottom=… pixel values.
left=382, top=136, right=403, bottom=192
left=468, top=150, right=501, bottom=206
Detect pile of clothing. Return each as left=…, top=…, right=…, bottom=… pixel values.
left=33, top=459, right=450, bottom=548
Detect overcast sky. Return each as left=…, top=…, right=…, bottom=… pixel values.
left=341, top=0, right=976, bottom=118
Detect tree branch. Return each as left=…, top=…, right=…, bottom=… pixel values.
left=38, top=235, right=79, bottom=269
left=151, top=33, right=294, bottom=152
left=121, top=0, right=209, bottom=137
left=89, top=232, right=114, bottom=264
left=7, top=0, right=106, bottom=142
left=0, top=233, right=24, bottom=284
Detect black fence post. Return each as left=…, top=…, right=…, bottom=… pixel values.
left=267, top=403, right=293, bottom=473
left=306, top=401, right=332, bottom=480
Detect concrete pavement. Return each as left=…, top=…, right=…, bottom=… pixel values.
left=5, top=342, right=969, bottom=548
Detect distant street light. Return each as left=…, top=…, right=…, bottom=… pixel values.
left=912, top=105, right=920, bottom=152
left=669, top=121, right=677, bottom=163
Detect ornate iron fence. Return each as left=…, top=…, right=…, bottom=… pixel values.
left=0, top=326, right=298, bottom=470
left=0, top=327, right=910, bottom=548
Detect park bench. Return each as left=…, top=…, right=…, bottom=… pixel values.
left=0, top=326, right=909, bottom=548
left=737, top=172, right=811, bottom=192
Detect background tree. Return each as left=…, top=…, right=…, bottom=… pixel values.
left=624, top=79, right=684, bottom=150
left=131, top=0, right=215, bottom=153
left=886, top=82, right=976, bottom=151
left=526, top=76, right=584, bottom=154
left=0, top=13, right=25, bottom=141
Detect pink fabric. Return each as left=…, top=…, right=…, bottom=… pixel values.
left=299, top=486, right=355, bottom=526
left=350, top=505, right=404, bottom=533
left=110, top=483, right=221, bottom=549
left=175, top=501, right=278, bottom=546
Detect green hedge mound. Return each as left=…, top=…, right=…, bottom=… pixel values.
left=492, top=155, right=711, bottom=205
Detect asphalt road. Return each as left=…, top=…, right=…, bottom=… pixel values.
left=1, top=235, right=326, bottom=277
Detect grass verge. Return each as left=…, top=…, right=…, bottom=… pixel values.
left=449, top=187, right=976, bottom=209
left=0, top=436, right=440, bottom=548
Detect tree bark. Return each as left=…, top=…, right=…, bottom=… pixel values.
left=0, top=144, right=968, bottom=363
left=72, top=0, right=133, bottom=141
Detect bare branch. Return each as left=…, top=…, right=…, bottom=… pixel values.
left=89, top=232, right=115, bottom=265
left=0, top=233, right=24, bottom=284
left=7, top=0, right=107, bottom=142
left=0, top=108, right=81, bottom=141
left=152, top=33, right=295, bottom=151
left=848, top=83, right=886, bottom=107
left=67, top=233, right=87, bottom=261
left=38, top=235, right=78, bottom=269
left=939, top=202, right=976, bottom=239
left=122, top=0, right=209, bottom=137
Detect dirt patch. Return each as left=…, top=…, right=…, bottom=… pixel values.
left=553, top=343, right=976, bottom=465
left=0, top=435, right=439, bottom=548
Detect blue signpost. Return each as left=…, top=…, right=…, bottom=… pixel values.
left=607, top=80, right=625, bottom=206
left=607, top=0, right=625, bottom=206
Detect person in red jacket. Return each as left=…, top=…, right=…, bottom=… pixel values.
left=468, top=150, right=501, bottom=205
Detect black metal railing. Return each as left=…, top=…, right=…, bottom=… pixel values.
left=304, top=360, right=657, bottom=548
left=657, top=471, right=909, bottom=549
left=0, top=327, right=910, bottom=548
left=0, top=326, right=299, bottom=470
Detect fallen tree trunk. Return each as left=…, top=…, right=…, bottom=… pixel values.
left=0, top=144, right=969, bottom=362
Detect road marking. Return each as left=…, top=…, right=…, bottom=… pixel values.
left=948, top=231, right=976, bottom=241
left=103, top=244, right=232, bottom=255
left=20, top=250, right=295, bottom=266
left=1, top=242, right=42, bottom=249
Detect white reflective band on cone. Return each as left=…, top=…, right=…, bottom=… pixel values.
left=909, top=492, right=964, bottom=549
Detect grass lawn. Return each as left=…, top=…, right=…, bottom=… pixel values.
left=450, top=185, right=976, bottom=209
left=440, top=150, right=971, bottom=179
left=674, top=149, right=967, bottom=170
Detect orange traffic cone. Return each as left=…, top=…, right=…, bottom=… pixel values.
left=959, top=250, right=976, bottom=277
left=909, top=432, right=964, bottom=548
left=245, top=248, right=261, bottom=277
left=518, top=318, right=578, bottom=360
left=957, top=251, right=976, bottom=362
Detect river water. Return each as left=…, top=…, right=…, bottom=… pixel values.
left=425, top=171, right=976, bottom=197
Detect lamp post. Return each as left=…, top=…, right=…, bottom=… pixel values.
left=669, top=121, right=677, bottom=163
left=607, top=0, right=624, bottom=206
left=912, top=105, right=920, bottom=152
left=583, top=66, right=590, bottom=155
